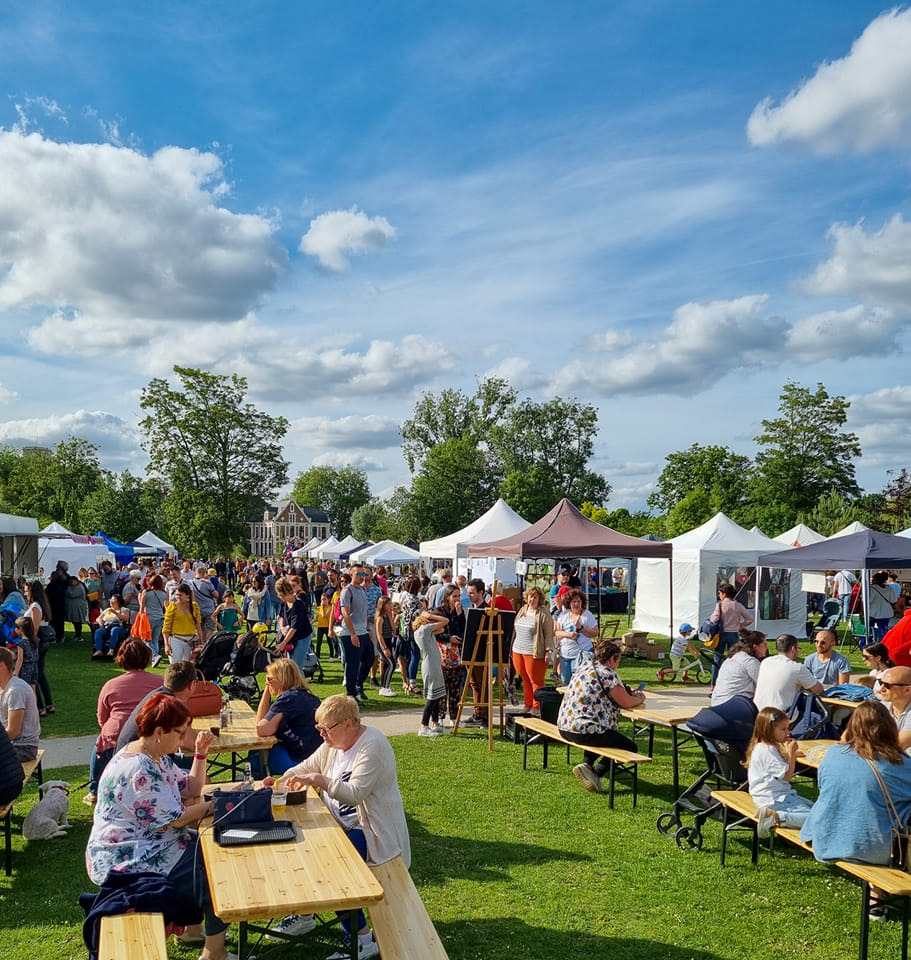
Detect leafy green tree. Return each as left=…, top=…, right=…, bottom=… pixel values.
left=399, top=377, right=517, bottom=472
left=79, top=471, right=164, bottom=543
left=350, top=500, right=389, bottom=542
left=292, top=465, right=371, bottom=539
left=377, top=486, right=422, bottom=543
left=491, top=397, right=610, bottom=509
left=499, top=467, right=557, bottom=522
left=748, top=381, right=861, bottom=527
left=139, top=366, right=289, bottom=555
left=664, top=487, right=720, bottom=538
left=409, top=437, right=499, bottom=539
left=648, top=444, right=751, bottom=516
left=878, top=469, right=911, bottom=532
left=799, top=488, right=861, bottom=537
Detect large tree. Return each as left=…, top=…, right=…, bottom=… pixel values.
left=748, top=381, right=861, bottom=527
left=139, top=366, right=289, bottom=554
left=292, top=465, right=371, bottom=539
left=648, top=443, right=751, bottom=516
left=399, top=376, right=517, bottom=472
left=79, top=471, right=166, bottom=544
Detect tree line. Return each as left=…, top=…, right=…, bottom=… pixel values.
left=0, top=369, right=906, bottom=555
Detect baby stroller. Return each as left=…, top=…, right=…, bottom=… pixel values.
left=813, top=597, right=841, bottom=636
left=194, top=630, right=238, bottom=681
left=656, top=695, right=757, bottom=851
left=219, top=630, right=273, bottom=704
left=656, top=644, right=714, bottom=684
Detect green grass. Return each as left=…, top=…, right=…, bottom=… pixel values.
left=1, top=730, right=906, bottom=960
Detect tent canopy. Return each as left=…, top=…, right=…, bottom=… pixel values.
left=313, top=536, right=341, bottom=559
left=350, top=539, right=421, bottom=565
left=757, top=530, right=911, bottom=571
left=468, top=498, right=672, bottom=559
left=775, top=523, right=825, bottom=547
left=420, top=498, right=530, bottom=561
left=94, top=531, right=134, bottom=564
left=293, top=536, right=323, bottom=558
left=137, top=530, right=177, bottom=555
left=339, top=540, right=373, bottom=561
left=833, top=521, right=871, bottom=537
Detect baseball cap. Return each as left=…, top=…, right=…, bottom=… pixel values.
left=679, top=622, right=694, bottom=633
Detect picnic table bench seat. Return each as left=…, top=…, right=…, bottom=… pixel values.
left=513, top=716, right=651, bottom=808
left=367, top=855, right=450, bottom=960
left=2, top=748, right=44, bottom=876
left=99, top=912, right=167, bottom=960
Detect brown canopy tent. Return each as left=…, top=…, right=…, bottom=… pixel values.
left=467, top=498, right=674, bottom=636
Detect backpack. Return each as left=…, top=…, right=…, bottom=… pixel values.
left=332, top=591, right=344, bottom=625
left=0, top=608, right=20, bottom=646
left=788, top=691, right=837, bottom=740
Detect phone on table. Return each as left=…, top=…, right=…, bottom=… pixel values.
left=635, top=682, right=647, bottom=692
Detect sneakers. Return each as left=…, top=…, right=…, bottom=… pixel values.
left=430, top=724, right=450, bottom=735
left=368, top=677, right=381, bottom=687
left=175, top=929, right=205, bottom=946
left=756, top=806, right=778, bottom=839
left=82, top=793, right=97, bottom=806
left=572, top=763, right=604, bottom=794
left=441, top=717, right=453, bottom=728
left=418, top=726, right=440, bottom=738
left=266, top=914, right=317, bottom=939
left=869, top=901, right=888, bottom=922
left=461, top=714, right=486, bottom=726
left=150, top=654, right=163, bottom=669
left=327, top=933, right=379, bottom=960
left=378, top=687, right=397, bottom=697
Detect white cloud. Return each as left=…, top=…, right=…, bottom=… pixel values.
left=747, top=8, right=911, bottom=152
left=299, top=207, right=395, bottom=271
left=12, top=96, right=68, bottom=133
left=0, top=410, right=139, bottom=464
left=801, top=215, right=911, bottom=305
left=311, top=451, right=385, bottom=471
left=846, top=386, right=911, bottom=469
left=550, top=294, right=783, bottom=396
left=290, top=415, right=401, bottom=449
left=786, top=305, right=902, bottom=362
left=602, top=461, right=658, bottom=478
left=0, top=130, right=286, bottom=349
left=481, top=357, right=549, bottom=391
left=0, top=382, right=15, bottom=403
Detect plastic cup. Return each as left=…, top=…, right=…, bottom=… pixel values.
left=271, top=788, right=287, bottom=817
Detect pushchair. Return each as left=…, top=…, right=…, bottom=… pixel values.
left=656, top=695, right=757, bottom=851
left=219, top=630, right=274, bottom=704
left=194, top=630, right=238, bottom=681
left=813, top=597, right=841, bottom=636
left=656, top=644, right=714, bottom=684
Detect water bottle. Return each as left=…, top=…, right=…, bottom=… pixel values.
left=219, top=696, right=230, bottom=731
left=242, top=762, right=254, bottom=790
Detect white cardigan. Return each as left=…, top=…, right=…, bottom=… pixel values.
left=287, top=725, right=411, bottom=868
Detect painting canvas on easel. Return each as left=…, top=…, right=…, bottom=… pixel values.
left=462, top=607, right=515, bottom=665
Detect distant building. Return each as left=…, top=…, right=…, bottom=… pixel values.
left=249, top=499, right=330, bottom=558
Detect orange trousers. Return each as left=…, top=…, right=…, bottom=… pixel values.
left=512, top=653, right=548, bottom=710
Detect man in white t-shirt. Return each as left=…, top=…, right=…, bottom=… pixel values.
left=753, top=634, right=823, bottom=712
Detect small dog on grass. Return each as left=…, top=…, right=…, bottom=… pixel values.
left=22, top=780, right=71, bottom=840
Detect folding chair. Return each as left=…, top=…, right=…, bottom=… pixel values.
left=840, top=614, right=866, bottom=653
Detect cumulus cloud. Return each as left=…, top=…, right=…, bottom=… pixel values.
left=747, top=8, right=911, bottom=152
left=602, top=461, right=658, bottom=478
left=0, top=382, right=15, bottom=403
left=311, top=451, right=385, bottom=471
left=801, top=215, right=911, bottom=305
left=299, top=207, right=395, bottom=271
left=847, top=386, right=911, bottom=469
left=550, top=294, right=782, bottom=396
left=0, top=410, right=139, bottom=464
left=786, top=305, right=902, bottom=361
left=0, top=130, right=286, bottom=352
left=481, top=356, right=549, bottom=390
left=290, top=415, right=401, bottom=449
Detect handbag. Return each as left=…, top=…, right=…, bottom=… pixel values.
left=865, top=757, right=911, bottom=871
left=699, top=603, right=723, bottom=647
left=211, top=786, right=274, bottom=826
left=131, top=610, right=153, bottom=643
left=186, top=670, right=224, bottom=717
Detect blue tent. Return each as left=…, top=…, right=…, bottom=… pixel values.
left=93, top=531, right=134, bottom=565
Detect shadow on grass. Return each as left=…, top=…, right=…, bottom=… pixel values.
left=433, top=918, right=728, bottom=960
left=406, top=817, right=591, bottom=883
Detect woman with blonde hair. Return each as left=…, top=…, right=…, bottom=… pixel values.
left=252, top=657, right=320, bottom=776
left=511, top=585, right=555, bottom=717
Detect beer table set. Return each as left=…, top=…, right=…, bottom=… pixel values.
left=200, top=784, right=384, bottom=960
left=192, top=699, right=276, bottom=779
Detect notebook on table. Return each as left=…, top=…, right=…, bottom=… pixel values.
left=215, top=819, right=297, bottom=847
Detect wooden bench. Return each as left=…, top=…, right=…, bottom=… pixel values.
left=712, top=791, right=911, bottom=960
left=367, top=855, right=450, bottom=960
left=514, top=716, right=651, bottom=808
left=99, top=912, right=167, bottom=960
left=1, top=749, right=44, bottom=876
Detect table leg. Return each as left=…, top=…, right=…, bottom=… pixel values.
left=345, top=908, right=358, bottom=959
left=238, top=921, right=249, bottom=960
left=671, top=725, right=680, bottom=797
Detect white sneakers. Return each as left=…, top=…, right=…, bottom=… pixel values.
left=756, top=807, right=778, bottom=839
left=572, top=763, right=604, bottom=794
left=418, top=725, right=440, bottom=737
left=378, top=687, right=397, bottom=697
left=266, top=914, right=317, bottom=939
left=327, top=933, right=379, bottom=959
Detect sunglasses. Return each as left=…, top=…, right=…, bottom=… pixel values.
left=880, top=682, right=910, bottom=690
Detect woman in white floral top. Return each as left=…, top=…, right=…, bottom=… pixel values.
left=557, top=639, right=647, bottom=794
left=86, top=693, right=231, bottom=960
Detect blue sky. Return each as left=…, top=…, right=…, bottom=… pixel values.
left=0, top=1, right=910, bottom=518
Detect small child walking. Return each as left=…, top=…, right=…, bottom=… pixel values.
left=412, top=611, right=450, bottom=737
left=746, top=706, right=814, bottom=838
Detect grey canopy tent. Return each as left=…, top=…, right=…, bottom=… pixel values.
left=757, top=530, right=911, bottom=644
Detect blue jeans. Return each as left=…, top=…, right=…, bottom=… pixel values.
left=559, top=656, right=579, bottom=685
left=249, top=742, right=296, bottom=778
left=768, top=793, right=814, bottom=827
left=341, top=633, right=375, bottom=697
left=711, top=632, right=739, bottom=685
left=289, top=633, right=313, bottom=670
left=407, top=638, right=420, bottom=684
left=337, top=827, right=368, bottom=935
left=89, top=746, right=114, bottom=794
left=872, top=618, right=890, bottom=644
left=148, top=617, right=164, bottom=655
left=93, top=625, right=129, bottom=654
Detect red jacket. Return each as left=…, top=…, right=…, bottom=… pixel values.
left=883, top=610, right=911, bottom=667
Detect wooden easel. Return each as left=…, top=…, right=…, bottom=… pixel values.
left=453, top=580, right=512, bottom=751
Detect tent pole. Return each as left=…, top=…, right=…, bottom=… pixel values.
left=754, top=566, right=761, bottom=633
left=668, top=558, right=674, bottom=640
left=862, top=570, right=870, bottom=647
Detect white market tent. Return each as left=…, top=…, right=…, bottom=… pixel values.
left=350, top=539, right=421, bottom=565
left=326, top=535, right=362, bottom=560
left=420, top=499, right=530, bottom=578
left=137, top=530, right=178, bottom=556
left=833, top=521, right=871, bottom=537
left=776, top=522, right=827, bottom=593
left=313, top=536, right=341, bottom=559
left=633, top=511, right=807, bottom=638
left=899, top=526, right=911, bottom=539
left=38, top=522, right=115, bottom=573
left=0, top=512, right=39, bottom=577
left=293, top=536, right=322, bottom=558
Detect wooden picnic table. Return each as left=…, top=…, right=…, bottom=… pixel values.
left=192, top=699, right=276, bottom=778
left=794, top=739, right=840, bottom=769
left=200, top=783, right=384, bottom=959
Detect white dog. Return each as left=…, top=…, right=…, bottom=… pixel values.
left=22, top=780, right=71, bottom=840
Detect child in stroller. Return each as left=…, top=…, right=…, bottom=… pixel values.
left=219, top=630, right=274, bottom=704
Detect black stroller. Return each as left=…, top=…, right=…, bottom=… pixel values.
left=194, top=630, right=239, bottom=681
left=218, top=630, right=274, bottom=704
left=656, top=695, right=758, bottom=851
